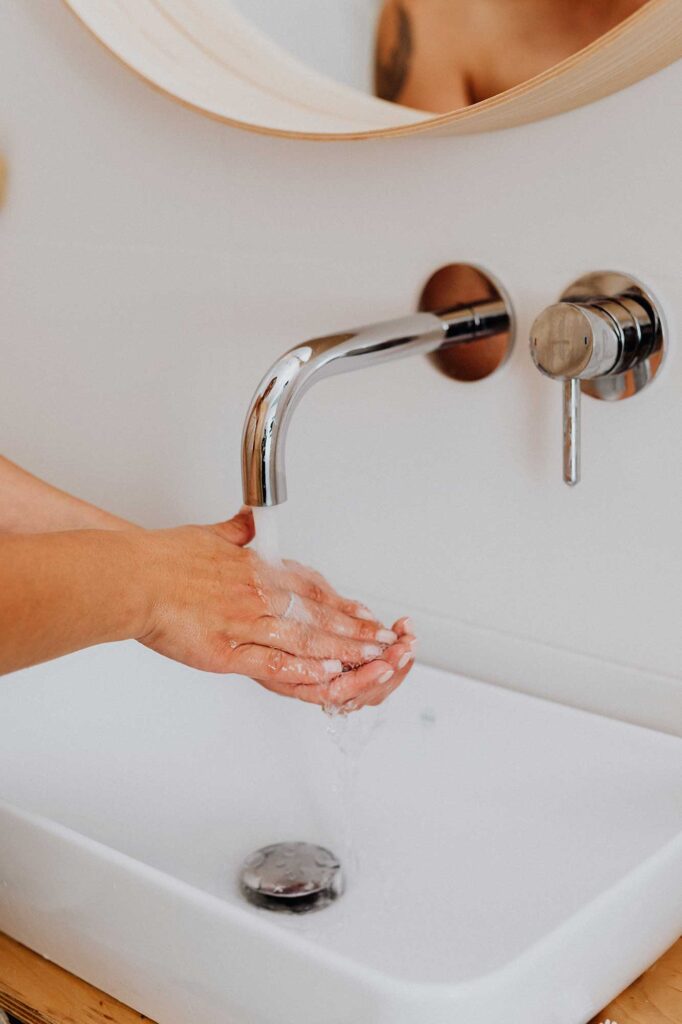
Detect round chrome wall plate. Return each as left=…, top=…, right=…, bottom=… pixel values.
left=560, top=272, right=666, bottom=401
left=419, top=263, right=515, bottom=382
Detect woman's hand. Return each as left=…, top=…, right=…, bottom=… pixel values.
left=325, top=616, right=416, bottom=712
left=0, top=482, right=415, bottom=708
left=138, top=509, right=415, bottom=708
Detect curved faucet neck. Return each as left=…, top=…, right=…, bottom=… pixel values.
left=241, top=303, right=509, bottom=507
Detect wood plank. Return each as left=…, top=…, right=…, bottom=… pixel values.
left=0, top=933, right=154, bottom=1024
left=589, top=938, right=682, bottom=1024
left=0, top=930, right=680, bottom=1024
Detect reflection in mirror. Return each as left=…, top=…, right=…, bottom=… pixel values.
left=231, top=0, right=652, bottom=113
left=374, top=0, right=652, bottom=111
left=229, top=0, right=383, bottom=92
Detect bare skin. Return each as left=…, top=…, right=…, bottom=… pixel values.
left=0, top=456, right=415, bottom=708
left=0, top=456, right=130, bottom=533
left=375, top=0, right=650, bottom=111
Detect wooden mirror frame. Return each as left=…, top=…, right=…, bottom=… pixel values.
left=64, top=0, right=682, bottom=139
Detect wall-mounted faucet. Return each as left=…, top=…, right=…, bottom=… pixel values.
left=530, top=272, right=666, bottom=486
left=242, top=268, right=514, bottom=507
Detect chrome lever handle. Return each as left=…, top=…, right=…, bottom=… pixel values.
left=531, top=300, right=618, bottom=487
left=563, top=378, right=580, bottom=486
left=530, top=273, right=666, bottom=486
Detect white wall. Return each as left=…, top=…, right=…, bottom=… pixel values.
left=1, top=2, right=681, bottom=734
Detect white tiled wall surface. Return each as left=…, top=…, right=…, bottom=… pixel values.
left=2, top=2, right=681, bottom=734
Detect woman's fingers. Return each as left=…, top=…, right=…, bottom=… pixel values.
left=386, top=636, right=416, bottom=670
left=324, top=658, right=396, bottom=707
left=240, top=627, right=416, bottom=709
left=256, top=657, right=396, bottom=708
left=380, top=635, right=415, bottom=675
left=267, top=589, right=396, bottom=645
left=248, top=552, right=396, bottom=643
left=277, top=560, right=378, bottom=622
left=362, top=632, right=416, bottom=706
left=332, top=632, right=416, bottom=710
left=215, top=534, right=415, bottom=709
left=210, top=508, right=255, bottom=547
left=226, top=643, right=343, bottom=687
left=229, top=616, right=392, bottom=666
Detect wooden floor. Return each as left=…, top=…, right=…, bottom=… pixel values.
left=588, top=939, right=682, bottom=1024
left=0, top=930, right=680, bottom=1024
left=0, top=933, right=150, bottom=1024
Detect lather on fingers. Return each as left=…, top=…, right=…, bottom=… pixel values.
left=267, top=589, right=396, bottom=644
left=272, top=560, right=383, bottom=623
left=249, top=619, right=416, bottom=709
left=226, top=643, right=343, bottom=688
left=227, top=615, right=394, bottom=666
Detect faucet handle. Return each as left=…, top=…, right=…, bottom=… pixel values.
left=562, top=378, right=580, bottom=486
left=529, top=272, right=666, bottom=486
left=531, top=302, right=622, bottom=382
left=531, top=300, right=622, bottom=486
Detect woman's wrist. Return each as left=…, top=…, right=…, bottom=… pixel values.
left=119, top=529, right=165, bottom=642
left=0, top=528, right=153, bottom=675
left=53, top=529, right=153, bottom=646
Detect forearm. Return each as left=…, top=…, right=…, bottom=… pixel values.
left=0, top=530, right=149, bottom=675
left=0, top=456, right=132, bottom=533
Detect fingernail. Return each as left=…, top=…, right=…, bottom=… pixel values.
left=323, top=659, right=343, bottom=675
left=379, top=669, right=394, bottom=684
left=403, top=617, right=414, bottom=634
left=355, top=605, right=376, bottom=621
left=409, top=637, right=418, bottom=650
left=376, top=629, right=397, bottom=644
left=398, top=652, right=413, bottom=670
left=362, top=644, right=384, bottom=659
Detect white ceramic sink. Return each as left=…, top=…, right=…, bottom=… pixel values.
left=0, top=643, right=680, bottom=1024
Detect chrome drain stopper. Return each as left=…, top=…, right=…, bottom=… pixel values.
left=240, top=842, right=344, bottom=914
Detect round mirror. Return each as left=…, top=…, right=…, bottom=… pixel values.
left=64, top=0, right=682, bottom=139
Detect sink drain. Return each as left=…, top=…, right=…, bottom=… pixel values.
left=240, top=842, right=344, bottom=914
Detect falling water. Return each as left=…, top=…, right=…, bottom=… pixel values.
left=252, top=505, right=284, bottom=565
left=251, top=504, right=378, bottom=880
left=322, top=702, right=383, bottom=881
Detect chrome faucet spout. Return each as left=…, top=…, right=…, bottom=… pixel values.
left=242, top=300, right=511, bottom=507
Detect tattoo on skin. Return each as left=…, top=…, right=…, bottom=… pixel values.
left=374, top=1, right=412, bottom=102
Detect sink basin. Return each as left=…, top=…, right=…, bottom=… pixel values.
left=1, top=644, right=680, bottom=1024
